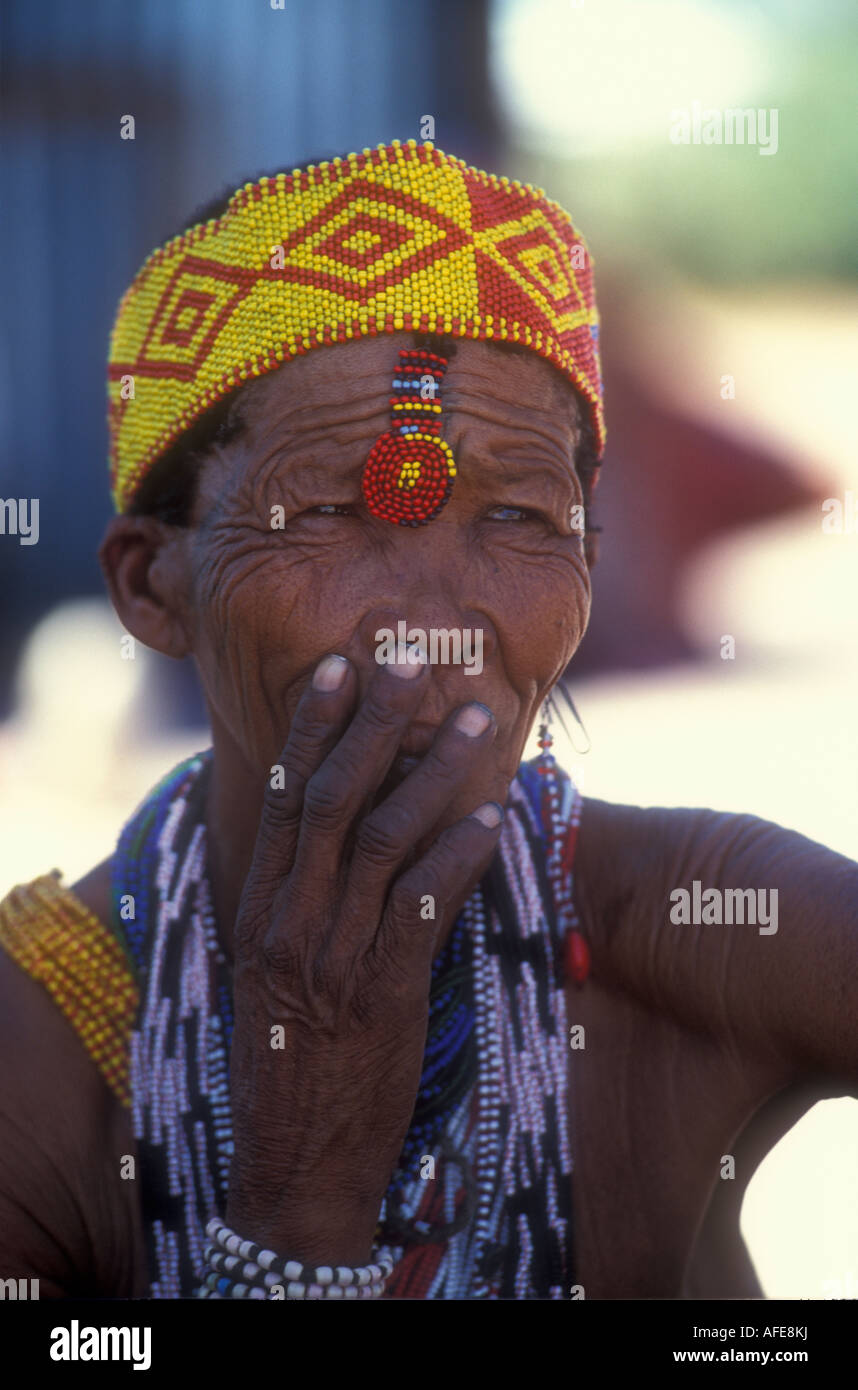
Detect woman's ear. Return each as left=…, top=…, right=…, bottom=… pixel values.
left=98, top=515, right=194, bottom=659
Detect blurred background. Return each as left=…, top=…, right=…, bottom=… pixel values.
left=1, top=0, right=856, bottom=1299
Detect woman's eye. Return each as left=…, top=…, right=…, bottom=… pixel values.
left=486, top=505, right=537, bottom=522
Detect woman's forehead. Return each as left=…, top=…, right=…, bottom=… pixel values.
left=239, top=334, right=580, bottom=435
left=190, top=335, right=586, bottom=528
left=189, top=335, right=584, bottom=520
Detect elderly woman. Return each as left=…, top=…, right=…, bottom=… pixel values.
left=0, top=140, right=855, bottom=1302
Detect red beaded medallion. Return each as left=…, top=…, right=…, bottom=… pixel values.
left=362, top=349, right=457, bottom=526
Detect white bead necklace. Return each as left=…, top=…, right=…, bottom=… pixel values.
left=464, top=888, right=503, bottom=1298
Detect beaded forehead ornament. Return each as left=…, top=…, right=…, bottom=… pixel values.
left=363, top=347, right=456, bottom=525
left=107, top=139, right=604, bottom=515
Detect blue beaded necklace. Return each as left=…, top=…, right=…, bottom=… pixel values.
left=389, top=908, right=477, bottom=1192
left=113, top=750, right=568, bottom=1298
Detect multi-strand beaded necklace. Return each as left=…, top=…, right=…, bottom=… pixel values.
left=113, top=739, right=584, bottom=1299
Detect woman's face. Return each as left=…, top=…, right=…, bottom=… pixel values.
left=181, top=333, right=591, bottom=830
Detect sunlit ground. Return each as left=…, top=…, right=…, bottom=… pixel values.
left=1, top=286, right=855, bottom=1301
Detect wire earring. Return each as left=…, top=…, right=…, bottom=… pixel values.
left=547, top=682, right=591, bottom=755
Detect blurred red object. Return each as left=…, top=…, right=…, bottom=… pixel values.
left=573, top=281, right=825, bottom=675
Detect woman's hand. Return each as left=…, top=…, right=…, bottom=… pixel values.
left=225, top=651, right=505, bottom=1267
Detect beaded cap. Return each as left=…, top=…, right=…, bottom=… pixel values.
left=107, top=139, right=605, bottom=514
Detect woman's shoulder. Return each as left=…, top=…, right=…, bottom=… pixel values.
left=575, top=793, right=853, bottom=880
left=574, top=795, right=857, bottom=1082
left=574, top=796, right=802, bottom=914
left=0, top=859, right=114, bottom=936
left=71, top=854, right=114, bottom=931
left=0, top=856, right=125, bottom=966
left=572, top=795, right=781, bottom=977
left=0, top=864, right=137, bottom=1109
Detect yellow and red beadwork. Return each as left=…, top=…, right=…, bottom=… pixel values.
left=0, top=872, right=137, bottom=1108
left=107, top=139, right=605, bottom=514
left=363, top=348, right=456, bottom=525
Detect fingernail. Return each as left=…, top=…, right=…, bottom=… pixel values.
left=455, top=702, right=492, bottom=737
left=389, top=645, right=426, bottom=680
left=471, top=801, right=504, bottom=829
left=313, top=655, right=349, bottom=691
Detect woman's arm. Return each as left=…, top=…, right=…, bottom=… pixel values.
left=0, top=947, right=146, bottom=1297
left=576, top=799, right=858, bottom=1089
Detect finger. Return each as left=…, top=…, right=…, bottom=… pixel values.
left=344, top=701, right=497, bottom=911
left=376, top=802, right=506, bottom=969
left=245, top=653, right=358, bottom=896
left=291, top=650, right=430, bottom=882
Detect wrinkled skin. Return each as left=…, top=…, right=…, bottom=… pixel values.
left=1, top=334, right=855, bottom=1299
left=101, top=334, right=592, bottom=955
left=97, top=335, right=595, bottom=1263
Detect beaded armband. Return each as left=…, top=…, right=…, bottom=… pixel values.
left=0, top=872, right=138, bottom=1107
